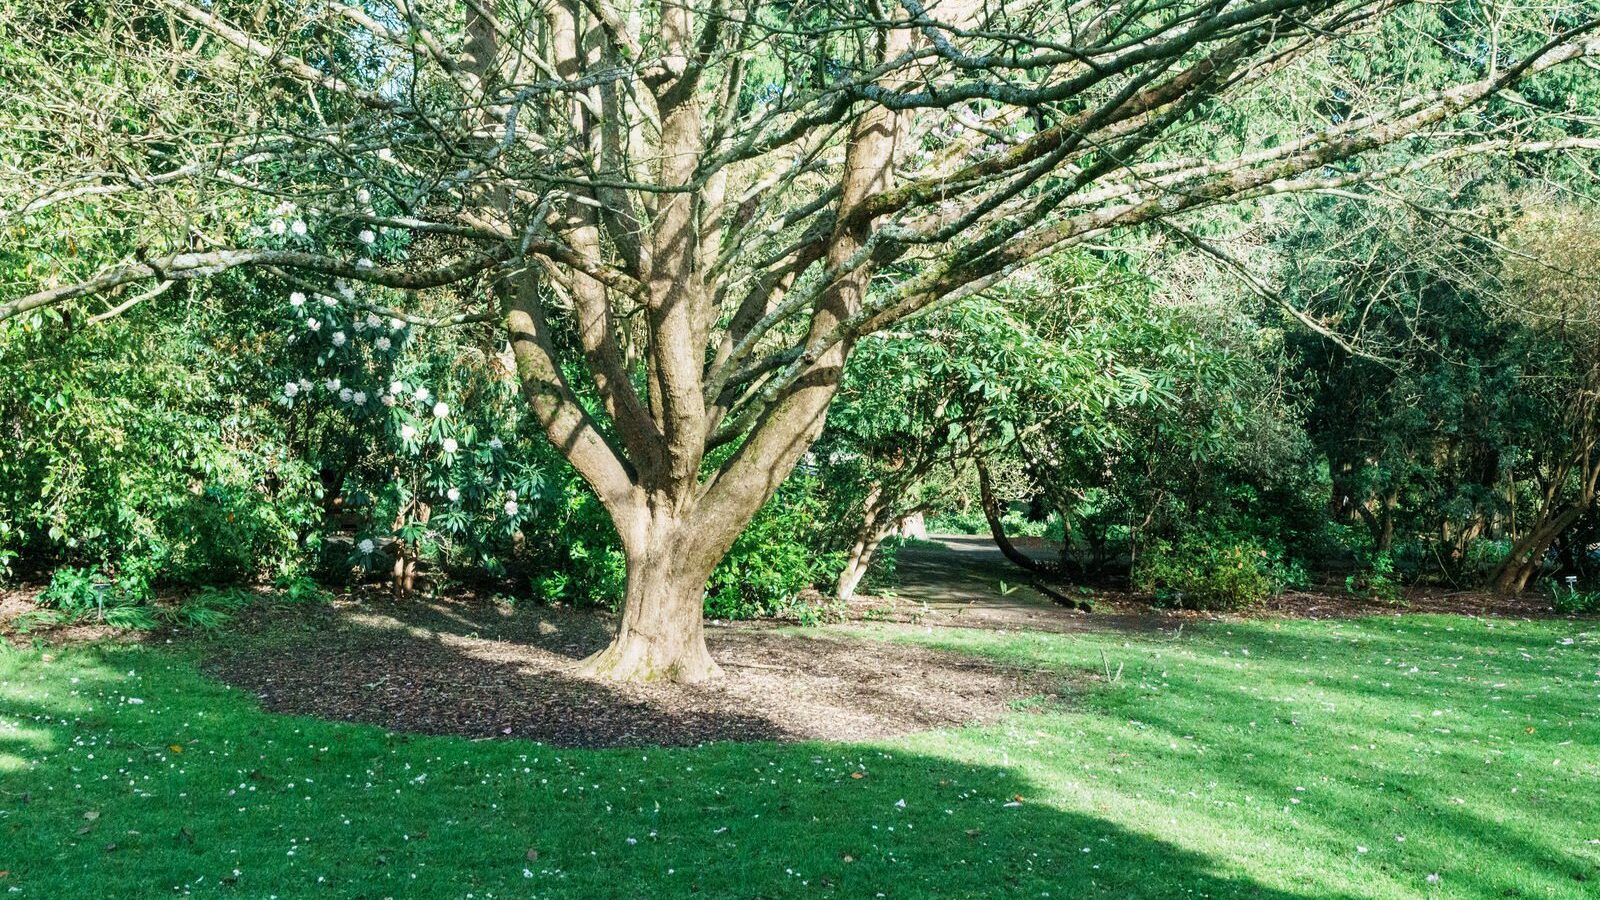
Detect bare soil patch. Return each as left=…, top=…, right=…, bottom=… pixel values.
left=197, top=595, right=1067, bottom=749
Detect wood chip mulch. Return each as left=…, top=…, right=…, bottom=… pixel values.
left=197, top=596, right=1068, bottom=749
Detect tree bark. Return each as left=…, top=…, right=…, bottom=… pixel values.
left=835, top=532, right=886, bottom=602
left=1489, top=504, right=1585, bottom=594
left=835, top=484, right=890, bottom=601
left=577, top=508, right=725, bottom=683
left=976, top=457, right=1059, bottom=576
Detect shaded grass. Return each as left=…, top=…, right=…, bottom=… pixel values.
left=0, top=613, right=1596, bottom=898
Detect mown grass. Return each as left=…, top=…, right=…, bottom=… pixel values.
left=1, top=613, right=1596, bottom=898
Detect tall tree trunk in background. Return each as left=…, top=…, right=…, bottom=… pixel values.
left=836, top=484, right=890, bottom=601
left=976, top=457, right=1057, bottom=576
left=1488, top=445, right=1600, bottom=594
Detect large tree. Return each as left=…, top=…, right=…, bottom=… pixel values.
left=4, top=0, right=1598, bottom=679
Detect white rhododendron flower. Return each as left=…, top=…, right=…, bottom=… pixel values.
left=307, top=318, right=321, bottom=332
left=269, top=218, right=288, bottom=236
left=365, top=313, right=382, bottom=329
left=432, top=402, right=449, bottom=419
left=283, top=381, right=299, bottom=397
left=375, top=337, right=392, bottom=351
left=446, top=487, right=461, bottom=503
left=506, top=490, right=517, bottom=501
left=352, top=320, right=366, bottom=332
left=358, top=538, right=376, bottom=555
left=441, top=438, right=459, bottom=454
left=377, top=147, right=395, bottom=162
left=352, top=391, right=367, bottom=405
left=356, top=188, right=372, bottom=204
left=381, top=394, right=396, bottom=407
left=400, top=424, right=418, bottom=441
left=339, top=387, right=353, bottom=402
left=356, top=258, right=374, bottom=269
left=359, top=229, right=376, bottom=245
left=391, top=317, right=407, bottom=330
left=291, top=219, right=307, bottom=236
left=389, top=381, right=406, bottom=396
left=297, top=378, right=313, bottom=392
left=289, top=291, right=306, bottom=307
left=325, top=377, right=341, bottom=392
left=488, top=438, right=504, bottom=450
left=413, top=386, right=430, bottom=403
left=322, top=295, right=338, bottom=307
left=338, top=280, right=355, bottom=299
left=331, top=331, right=347, bottom=347
left=503, top=500, right=519, bottom=516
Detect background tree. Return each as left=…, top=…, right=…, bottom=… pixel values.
left=5, top=0, right=1600, bottom=679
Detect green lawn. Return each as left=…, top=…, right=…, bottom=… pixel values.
left=1, top=614, right=1597, bottom=898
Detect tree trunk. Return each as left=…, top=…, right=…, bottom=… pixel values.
left=836, top=527, right=889, bottom=602
left=1489, top=508, right=1581, bottom=594
left=576, top=513, right=724, bottom=683
left=976, top=458, right=1057, bottom=576
left=836, top=485, right=889, bottom=601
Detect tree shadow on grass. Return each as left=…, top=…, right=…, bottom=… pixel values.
left=0, top=646, right=1344, bottom=898
left=896, top=616, right=1600, bottom=897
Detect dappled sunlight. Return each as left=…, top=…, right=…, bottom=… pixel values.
left=3, top=613, right=1596, bottom=896
left=853, top=615, right=1600, bottom=897
left=0, top=640, right=1337, bottom=899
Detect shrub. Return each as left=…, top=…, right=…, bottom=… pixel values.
left=1345, top=550, right=1404, bottom=604
left=704, top=475, right=842, bottom=620
left=1134, top=530, right=1297, bottom=610
left=1547, top=579, right=1600, bottom=615
left=273, top=574, right=333, bottom=605
left=37, top=564, right=159, bottom=626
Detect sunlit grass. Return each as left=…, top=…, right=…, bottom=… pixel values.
left=1, top=614, right=1596, bottom=897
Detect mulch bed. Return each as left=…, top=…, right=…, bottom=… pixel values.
left=5, top=567, right=1569, bottom=751
left=197, top=595, right=1068, bottom=749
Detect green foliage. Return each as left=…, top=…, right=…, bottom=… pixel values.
left=37, top=566, right=104, bottom=614
left=273, top=574, right=332, bottom=605
left=1345, top=551, right=1405, bottom=605
left=1134, top=526, right=1302, bottom=611
left=0, top=299, right=320, bottom=588
left=705, top=475, right=843, bottom=620
left=1546, top=579, right=1600, bottom=615
left=35, top=564, right=160, bottom=627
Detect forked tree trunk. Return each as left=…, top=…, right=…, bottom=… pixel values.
left=1489, top=505, right=1585, bottom=594
left=576, top=511, right=726, bottom=683
left=836, top=526, right=890, bottom=602
left=836, top=485, right=889, bottom=601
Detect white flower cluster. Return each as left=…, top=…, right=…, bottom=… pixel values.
left=267, top=201, right=297, bottom=236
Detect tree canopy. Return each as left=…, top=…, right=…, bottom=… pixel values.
left=4, top=0, right=1599, bottom=679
